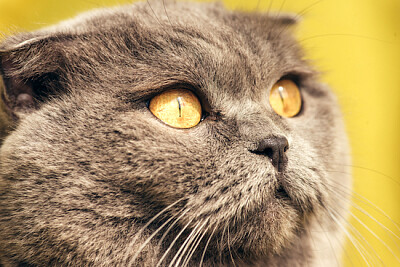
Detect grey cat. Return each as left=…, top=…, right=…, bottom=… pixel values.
left=0, top=1, right=351, bottom=266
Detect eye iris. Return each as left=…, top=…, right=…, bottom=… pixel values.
left=269, top=80, right=302, bottom=118
left=149, top=89, right=202, bottom=128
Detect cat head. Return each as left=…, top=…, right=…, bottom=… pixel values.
left=0, top=1, right=350, bottom=265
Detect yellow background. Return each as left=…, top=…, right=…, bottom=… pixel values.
left=0, top=0, right=399, bottom=265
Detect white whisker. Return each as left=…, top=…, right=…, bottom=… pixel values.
left=219, top=221, right=228, bottom=265
left=351, top=202, right=400, bottom=250
left=325, top=185, right=384, bottom=265
left=169, top=220, right=202, bottom=267
left=157, top=208, right=191, bottom=248
left=174, top=221, right=206, bottom=267
left=182, top=219, right=210, bottom=267
left=156, top=217, right=194, bottom=267
left=312, top=215, right=341, bottom=266
left=329, top=210, right=372, bottom=266
left=330, top=178, right=400, bottom=234
left=123, top=198, right=183, bottom=264
left=328, top=179, right=400, bottom=258
left=352, top=190, right=400, bottom=233
left=183, top=219, right=210, bottom=267
left=344, top=212, right=384, bottom=266
left=200, top=221, right=219, bottom=267
left=349, top=210, right=400, bottom=263
left=227, top=223, right=236, bottom=266
left=129, top=212, right=178, bottom=266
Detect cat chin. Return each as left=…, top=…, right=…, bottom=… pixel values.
left=171, top=164, right=324, bottom=258
left=196, top=197, right=301, bottom=260
left=242, top=199, right=300, bottom=256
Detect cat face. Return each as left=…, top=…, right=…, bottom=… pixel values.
left=0, top=1, right=350, bottom=266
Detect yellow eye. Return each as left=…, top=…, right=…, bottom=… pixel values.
left=269, top=79, right=302, bottom=118
left=149, top=89, right=202, bottom=129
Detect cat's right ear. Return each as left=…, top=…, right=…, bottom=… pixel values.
left=0, top=35, right=67, bottom=122
left=269, top=13, right=300, bottom=26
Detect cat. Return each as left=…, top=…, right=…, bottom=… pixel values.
left=0, top=1, right=351, bottom=266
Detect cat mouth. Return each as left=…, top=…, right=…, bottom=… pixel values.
left=275, top=185, right=290, bottom=200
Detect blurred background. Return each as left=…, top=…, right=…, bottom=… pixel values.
left=0, top=0, right=399, bottom=265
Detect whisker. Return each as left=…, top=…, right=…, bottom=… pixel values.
left=343, top=212, right=384, bottom=266
left=272, top=0, right=323, bottom=45
left=328, top=178, right=400, bottom=260
left=329, top=209, right=372, bottom=266
left=174, top=220, right=207, bottom=267
left=351, top=191, right=400, bottom=233
left=157, top=208, right=191, bottom=248
left=200, top=221, right=219, bottom=267
left=265, top=0, right=274, bottom=14
left=226, top=222, right=237, bottom=266
left=324, top=171, right=400, bottom=240
left=277, top=0, right=287, bottom=15
left=304, top=227, right=311, bottom=267
left=169, top=220, right=203, bottom=267
left=304, top=223, right=320, bottom=266
left=162, top=0, right=180, bottom=40
left=219, top=221, right=228, bottom=265
left=255, top=0, right=262, bottom=12
left=156, top=217, right=194, bottom=267
left=299, top=33, right=390, bottom=45
left=351, top=199, right=400, bottom=248
left=182, top=219, right=210, bottom=267
left=145, top=0, right=177, bottom=39
left=329, top=177, right=400, bottom=233
left=324, top=185, right=386, bottom=265
left=349, top=210, right=400, bottom=263
left=312, top=214, right=342, bottom=266
left=327, top=163, right=400, bottom=187
left=129, top=212, right=179, bottom=266
left=162, top=0, right=173, bottom=28
left=146, top=0, right=164, bottom=26
left=123, top=198, right=183, bottom=264
left=183, top=230, right=207, bottom=267
left=295, top=0, right=324, bottom=18
left=267, top=0, right=286, bottom=42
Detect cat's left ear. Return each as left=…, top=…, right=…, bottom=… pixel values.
left=0, top=35, right=67, bottom=121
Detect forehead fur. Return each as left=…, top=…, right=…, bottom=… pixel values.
left=0, top=1, right=310, bottom=104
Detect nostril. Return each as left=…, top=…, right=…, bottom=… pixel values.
left=264, top=147, right=274, bottom=159
left=283, top=143, right=289, bottom=152
left=250, top=136, right=289, bottom=171
left=252, top=147, right=274, bottom=158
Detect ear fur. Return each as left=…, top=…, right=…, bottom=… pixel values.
left=0, top=75, right=12, bottom=140
left=0, top=36, right=66, bottom=122
left=269, top=13, right=300, bottom=26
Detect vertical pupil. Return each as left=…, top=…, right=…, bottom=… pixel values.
left=278, top=86, right=285, bottom=104
left=177, top=97, right=182, bottom=117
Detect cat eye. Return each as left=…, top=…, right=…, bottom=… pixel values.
left=269, top=79, right=302, bottom=118
left=149, top=89, right=202, bottom=128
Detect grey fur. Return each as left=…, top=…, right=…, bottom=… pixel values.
left=0, top=1, right=350, bottom=266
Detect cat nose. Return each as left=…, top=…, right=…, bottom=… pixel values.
left=251, top=136, right=289, bottom=171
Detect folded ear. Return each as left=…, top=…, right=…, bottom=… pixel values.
left=269, top=12, right=300, bottom=26
left=0, top=36, right=67, bottom=122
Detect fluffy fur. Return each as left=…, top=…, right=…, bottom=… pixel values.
left=0, top=1, right=350, bottom=266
